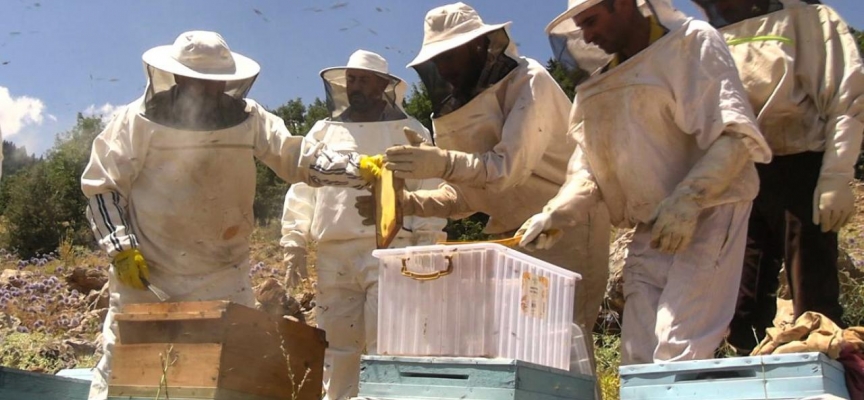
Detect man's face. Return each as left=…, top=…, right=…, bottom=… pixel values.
left=346, top=69, right=388, bottom=112
left=711, top=0, right=763, bottom=25
left=174, top=75, right=226, bottom=101
left=431, top=38, right=486, bottom=92
left=572, top=0, right=628, bottom=55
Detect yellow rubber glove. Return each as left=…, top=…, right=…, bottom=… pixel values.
left=113, top=249, right=150, bottom=290
left=359, top=154, right=384, bottom=183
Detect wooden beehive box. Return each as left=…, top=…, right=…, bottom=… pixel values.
left=107, top=301, right=325, bottom=400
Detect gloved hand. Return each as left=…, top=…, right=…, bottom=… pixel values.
left=113, top=248, right=150, bottom=290
left=355, top=194, right=376, bottom=226
left=517, top=213, right=564, bottom=251
left=813, top=177, right=855, bottom=233
left=384, top=128, right=452, bottom=180
left=284, top=247, right=308, bottom=289
left=355, top=189, right=417, bottom=226
left=358, top=154, right=384, bottom=183
left=649, top=192, right=701, bottom=254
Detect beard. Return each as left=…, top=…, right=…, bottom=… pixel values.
left=348, top=92, right=374, bottom=112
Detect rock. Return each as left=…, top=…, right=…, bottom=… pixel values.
left=254, top=278, right=305, bottom=323
left=0, top=312, right=21, bottom=330
left=838, top=248, right=864, bottom=281
left=0, top=270, right=34, bottom=287
left=65, top=268, right=108, bottom=294
left=64, top=338, right=98, bottom=357
left=85, top=283, right=110, bottom=311
left=296, top=291, right=315, bottom=312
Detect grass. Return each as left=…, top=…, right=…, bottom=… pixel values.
left=595, top=333, right=621, bottom=400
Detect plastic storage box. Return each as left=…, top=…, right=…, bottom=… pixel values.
left=619, top=352, right=850, bottom=399
left=373, top=243, right=580, bottom=370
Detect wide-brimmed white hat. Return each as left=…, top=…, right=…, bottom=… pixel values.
left=546, top=0, right=686, bottom=34
left=546, top=0, right=606, bottom=34
left=320, top=50, right=404, bottom=84
left=407, top=2, right=511, bottom=67
left=142, top=31, right=260, bottom=81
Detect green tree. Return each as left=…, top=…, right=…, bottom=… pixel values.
left=3, top=114, right=103, bottom=256
left=403, top=83, right=433, bottom=132
left=254, top=98, right=330, bottom=226
left=0, top=142, right=40, bottom=214
left=546, top=58, right=577, bottom=99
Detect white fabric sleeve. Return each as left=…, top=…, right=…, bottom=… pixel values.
left=445, top=69, right=569, bottom=190
left=544, top=134, right=603, bottom=227
left=280, top=184, right=316, bottom=250
left=252, top=105, right=370, bottom=190
left=806, top=6, right=864, bottom=183
left=80, top=107, right=146, bottom=257
left=403, top=125, right=448, bottom=238
left=672, top=23, right=772, bottom=164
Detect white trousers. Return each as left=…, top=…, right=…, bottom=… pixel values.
left=315, top=237, right=410, bottom=400
left=621, top=202, right=751, bottom=365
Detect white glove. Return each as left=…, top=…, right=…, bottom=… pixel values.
left=283, top=247, right=308, bottom=289
left=649, top=133, right=753, bottom=254
left=517, top=213, right=564, bottom=251
left=649, top=192, right=701, bottom=254
left=813, top=177, right=855, bottom=233
left=385, top=128, right=453, bottom=180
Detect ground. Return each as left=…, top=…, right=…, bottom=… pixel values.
left=0, top=184, right=862, bottom=400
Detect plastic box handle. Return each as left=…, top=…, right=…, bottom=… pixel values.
left=400, top=256, right=454, bottom=281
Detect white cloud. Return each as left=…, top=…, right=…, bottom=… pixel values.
left=0, top=86, right=45, bottom=137
left=83, top=103, right=122, bottom=122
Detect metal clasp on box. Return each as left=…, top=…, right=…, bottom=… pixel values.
left=400, top=256, right=454, bottom=281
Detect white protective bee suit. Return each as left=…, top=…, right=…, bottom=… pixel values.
left=527, top=0, right=773, bottom=365
left=281, top=50, right=447, bottom=400
left=82, top=32, right=371, bottom=400
left=693, top=0, right=864, bottom=352
left=389, top=2, right=611, bottom=374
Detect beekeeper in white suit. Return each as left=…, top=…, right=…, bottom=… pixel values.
left=519, top=0, right=773, bottom=364
left=81, top=31, right=380, bottom=400
left=356, top=2, right=611, bottom=375
left=692, top=0, right=864, bottom=355
left=281, top=50, right=446, bottom=400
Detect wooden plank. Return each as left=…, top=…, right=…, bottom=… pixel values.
left=109, top=343, right=222, bottom=389
left=219, top=303, right=325, bottom=400
left=115, top=310, right=225, bottom=322
left=117, top=318, right=226, bottom=345
left=0, top=367, right=90, bottom=400
left=120, top=300, right=229, bottom=314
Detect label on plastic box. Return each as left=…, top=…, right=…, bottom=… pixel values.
left=521, top=272, right=549, bottom=319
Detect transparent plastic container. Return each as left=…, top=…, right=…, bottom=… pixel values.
left=373, top=243, right=580, bottom=370
left=569, top=323, right=594, bottom=376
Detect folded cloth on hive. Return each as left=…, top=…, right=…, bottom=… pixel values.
left=751, top=311, right=864, bottom=400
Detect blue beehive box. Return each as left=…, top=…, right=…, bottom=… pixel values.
left=620, top=352, right=850, bottom=399
left=0, top=366, right=90, bottom=400
left=356, top=355, right=596, bottom=399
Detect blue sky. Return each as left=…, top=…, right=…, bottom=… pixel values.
left=0, top=0, right=862, bottom=156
